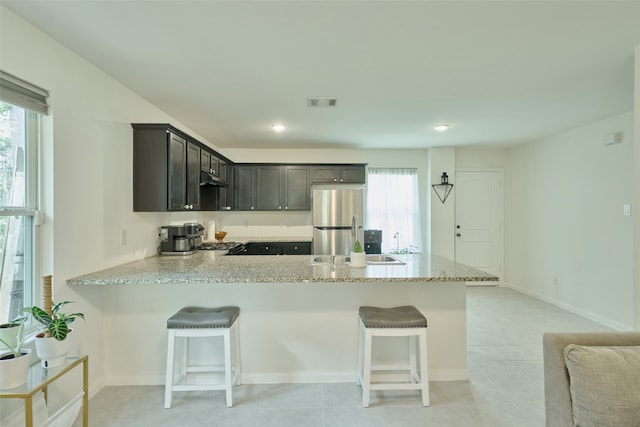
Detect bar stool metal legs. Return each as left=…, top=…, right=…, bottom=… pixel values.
left=356, top=305, right=429, bottom=407
left=164, top=306, right=240, bottom=408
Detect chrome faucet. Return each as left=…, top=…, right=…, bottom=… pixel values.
left=352, top=214, right=359, bottom=239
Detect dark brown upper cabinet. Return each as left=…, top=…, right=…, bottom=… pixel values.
left=133, top=125, right=201, bottom=211
left=282, top=166, right=311, bottom=210
left=233, top=165, right=258, bottom=211
left=200, top=150, right=220, bottom=177
left=311, top=165, right=366, bottom=184
left=217, top=159, right=233, bottom=210
left=132, top=124, right=365, bottom=212
left=237, top=165, right=310, bottom=211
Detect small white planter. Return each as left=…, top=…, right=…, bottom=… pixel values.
left=350, top=251, right=366, bottom=268
left=35, top=333, right=71, bottom=368
left=0, top=348, right=31, bottom=389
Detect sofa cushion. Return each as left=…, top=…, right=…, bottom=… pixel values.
left=564, top=344, right=640, bottom=427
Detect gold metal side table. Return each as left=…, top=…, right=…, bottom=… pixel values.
left=0, top=355, right=88, bottom=427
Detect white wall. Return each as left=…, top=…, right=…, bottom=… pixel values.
left=428, top=148, right=456, bottom=257
left=456, top=148, right=509, bottom=169
left=506, top=111, right=635, bottom=330
left=634, top=45, right=640, bottom=331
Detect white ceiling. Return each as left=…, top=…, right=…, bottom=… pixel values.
left=3, top=1, right=640, bottom=150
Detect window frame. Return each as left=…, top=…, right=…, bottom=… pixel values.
left=0, top=106, right=42, bottom=330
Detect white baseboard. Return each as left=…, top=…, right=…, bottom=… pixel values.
left=428, top=369, right=469, bottom=381
left=88, top=377, right=106, bottom=399
left=106, top=374, right=165, bottom=386
left=106, top=368, right=468, bottom=386
left=504, top=282, right=632, bottom=331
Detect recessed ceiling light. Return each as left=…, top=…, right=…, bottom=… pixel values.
left=434, top=124, right=450, bottom=132
left=271, top=123, right=286, bottom=132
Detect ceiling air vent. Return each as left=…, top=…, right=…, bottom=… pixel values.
left=307, top=97, right=338, bottom=107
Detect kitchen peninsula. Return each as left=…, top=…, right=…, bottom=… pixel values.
left=69, top=253, right=497, bottom=384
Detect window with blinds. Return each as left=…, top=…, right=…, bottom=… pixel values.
left=0, top=71, right=48, bottom=326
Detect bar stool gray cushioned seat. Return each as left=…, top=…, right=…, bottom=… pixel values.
left=167, top=306, right=239, bottom=329
left=357, top=305, right=429, bottom=407
left=359, top=306, right=428, bottom=329
left=164, top=306, right=240, bottom=409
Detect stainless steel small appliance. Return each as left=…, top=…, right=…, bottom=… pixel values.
left=364, top=229, right=382, bottom=254
left=158, top=223, right=204, bottom=255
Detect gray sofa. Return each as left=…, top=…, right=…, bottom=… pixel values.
left=543, top=332, right=640, bottom=427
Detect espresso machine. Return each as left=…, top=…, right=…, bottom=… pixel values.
left=158, top=223, right=204, bottom=255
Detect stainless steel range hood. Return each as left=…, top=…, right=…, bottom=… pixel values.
left=200, top=170, right=229, bottom=187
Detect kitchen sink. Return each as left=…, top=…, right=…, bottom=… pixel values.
left=311, top=254, right=405, bottom=265
left=363, top=255, right=405, bottom=264
left=311, top=255, right=350, bottom=265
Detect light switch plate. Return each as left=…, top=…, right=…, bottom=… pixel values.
left=623, top=204, right=631, bottom=216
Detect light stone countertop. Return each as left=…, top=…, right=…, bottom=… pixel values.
left=67, top=252, right=498, bottom=285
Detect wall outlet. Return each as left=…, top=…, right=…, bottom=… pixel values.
left=603, top=131, right=623, bottom=145
left=120, top=229, right=127, bottom=245
left=623, top=205, right=631, bottom=216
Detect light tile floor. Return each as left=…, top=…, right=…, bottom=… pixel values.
left=74, top=287, right=612, bottom=427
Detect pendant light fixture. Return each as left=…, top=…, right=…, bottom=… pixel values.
left=432, top=172, right=454, bottom=203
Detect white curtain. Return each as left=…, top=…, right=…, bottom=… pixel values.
left=366, top=168, right=421, bottom=253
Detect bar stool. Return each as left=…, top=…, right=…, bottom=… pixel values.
left=356, top=305, right=429, bottom=407
left=164, top=306, right=240, bottom=408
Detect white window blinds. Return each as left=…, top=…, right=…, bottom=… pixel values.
left=366, top=168, right=422, bottom=253
left=0, top=70, right=49, bottom=115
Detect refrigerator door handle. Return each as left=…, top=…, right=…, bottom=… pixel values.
left=314, top=226, right=352, bottom=230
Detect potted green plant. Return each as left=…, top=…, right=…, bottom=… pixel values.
left=0, top=317, right=31, bottom=389
left=25, top=301, right=84, bottom=368
left=350, top=240, right=366, bottom=268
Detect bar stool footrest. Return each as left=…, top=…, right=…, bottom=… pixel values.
left=370, top=383, right=424, bottom=391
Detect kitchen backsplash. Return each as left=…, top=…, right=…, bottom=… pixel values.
left=197, top=211, right=313, bottom=240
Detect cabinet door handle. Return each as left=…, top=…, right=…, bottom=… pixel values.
left=456, top=233, right=462, bottom=237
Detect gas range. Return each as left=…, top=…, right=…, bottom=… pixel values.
left=197, top=241, right=242, bottom=251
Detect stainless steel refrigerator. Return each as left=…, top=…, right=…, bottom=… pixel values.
left=312, top=188, right=364, bottom=255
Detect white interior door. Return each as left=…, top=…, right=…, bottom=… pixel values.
left=455, top=170, right=504, bottom=281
